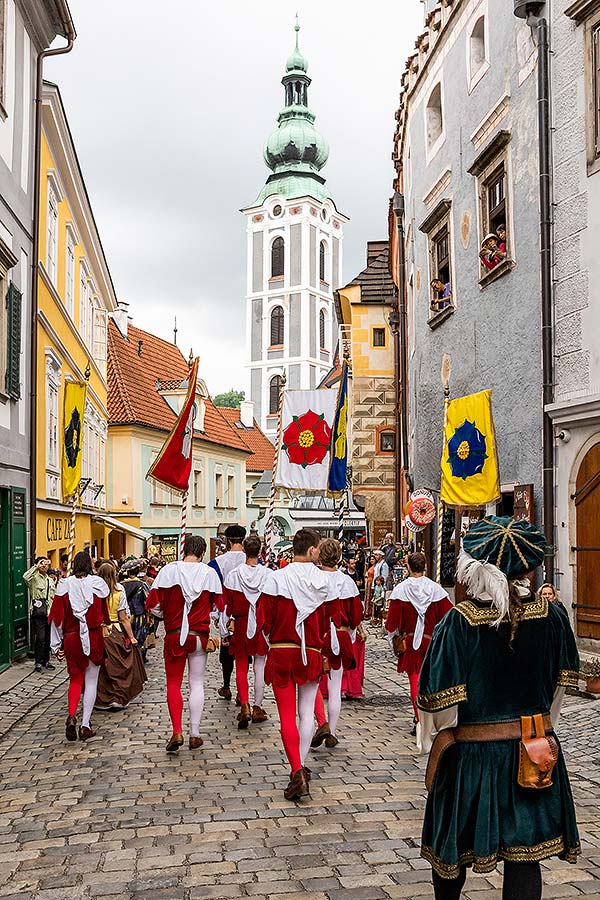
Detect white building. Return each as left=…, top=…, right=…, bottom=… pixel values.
left=242, top=24, right=348, bottom=438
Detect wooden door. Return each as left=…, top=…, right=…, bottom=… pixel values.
left=575, top=444, right=600, bottom=639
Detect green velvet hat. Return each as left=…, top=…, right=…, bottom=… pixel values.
left=462, top=516, right=546, bottom=578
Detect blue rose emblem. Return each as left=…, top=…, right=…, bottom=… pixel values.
left=448, top=420, right=488, bottom=480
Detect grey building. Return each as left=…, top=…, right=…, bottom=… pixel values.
left=548, top=0, right=600, bottom=645
left=392, top=0, right=544, bottom=572
left=0, top=0, right=74, bottom=670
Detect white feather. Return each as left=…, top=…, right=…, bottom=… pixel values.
left=456, top=550, right=510, bottom=625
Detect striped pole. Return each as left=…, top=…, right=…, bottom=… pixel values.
left=436, top=358, right=452, bottom=583
left=179, top=488, right=189, bottom=560
left=338, top=491, right=346, bottom=544
left=265, top=371, right=287, bottom=556
left=66, top=490, right=78, bottom=573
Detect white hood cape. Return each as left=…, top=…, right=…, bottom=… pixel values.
left=150, top=561, right=222, bottom=646
left=55, top=574, right=110, bottom=657
left=265, top=562, right=330, bottom=664
left=224, top=563, right=271, bottom=639
left=389, top=575, right=448, bottom=650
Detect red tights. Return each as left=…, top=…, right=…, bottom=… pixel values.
left=273, top=681, right=302, bottom=773
left=67, top=670, right=85, bottom=716
left=235, top=653, right=249, bottom=705
left=407, top=669, right=420, bottom=720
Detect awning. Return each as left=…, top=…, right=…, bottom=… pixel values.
left=92, top=515, right=152, bottom=543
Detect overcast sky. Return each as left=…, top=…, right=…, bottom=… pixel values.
left=47, top=1, right=424, bottom=396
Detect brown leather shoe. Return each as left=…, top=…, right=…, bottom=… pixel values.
left=252, top=705, right=268, bottom=723
left=325, top=734, right=339, bottom=748
left=78, top=725, right=95, bottom=741
left=237, top=702, right=252, bottom=730
left=235, top=693, right=242, bottom=707
left=310, top=722, right=331, bottom=748
left=284, top=768, right=309, bottom=801
left=189, top=736, right=203, bottom=750
left=218, top=687, right=232, bottom=701
left=65, top=715, right=77, bottom=742
left=165, top=733, right=184, bottom=753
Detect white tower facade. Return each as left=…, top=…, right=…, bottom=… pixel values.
left=242, top=25, right=348, bottom=439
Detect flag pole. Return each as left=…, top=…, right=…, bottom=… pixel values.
left=179, top=487, right=189, bottom=560
left=436, top=354, right=452, bottom=583
left=265, top=371, right=287, bottom=557
left=338, top=491, right=346, bottom=544
left=66, top=486, right=79, bottom=573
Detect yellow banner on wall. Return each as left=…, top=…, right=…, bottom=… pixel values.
left=62, top=381, right=87, bottom=499
left=440, top=389, right=501, bottom=509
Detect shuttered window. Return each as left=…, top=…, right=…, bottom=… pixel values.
left=269, top=375, right=282, bottom=415
left=319, top=241, right=327, bottom=281
left=271, top=237, right=284, bottom=278
left=270, top=305, right=284, bottom=345
left=319, top=309, right=326, bottom=349
left=5, top=282, right=21, bottom=399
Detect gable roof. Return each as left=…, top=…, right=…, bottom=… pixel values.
left=107, top=320, right=250, bottom=454
left=217, top=407, right=275, bottom=472
left=349, top=246, right=395, bottom=305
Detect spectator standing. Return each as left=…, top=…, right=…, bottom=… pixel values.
left=23, top=557, right=56, bottom=673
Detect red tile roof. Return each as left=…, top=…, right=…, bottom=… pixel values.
left=217, top=407, right=275, bottom=472
left=108, top=320, right=250, bottom=454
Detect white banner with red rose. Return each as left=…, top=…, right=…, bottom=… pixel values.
left=274, top=390, right=338, bottom=492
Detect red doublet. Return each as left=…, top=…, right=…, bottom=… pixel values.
left=146, top=584, right=215, bottom=660
left=325, top=592, right=363, bottom=670
left=385, top=596, right=452, bottom=674
left=48, top=593, right=108, bottom=675
left=259, top=593, right=327, bottom=687
left=223, top=586, right=268, bottom=657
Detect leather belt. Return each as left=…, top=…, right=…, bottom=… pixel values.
left=166, top=628, right=203, bottom=638
left=337, top=626, right=352, bottom=632
left=270, top=642, right=321, bottom=653
left=425, top=714, right=553, bottom=793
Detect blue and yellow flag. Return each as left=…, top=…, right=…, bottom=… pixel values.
left=328, top=361, right=349, bottom=496
left=440, top=389, right=500, bottom=508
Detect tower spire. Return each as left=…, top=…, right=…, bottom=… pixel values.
left=295, top=13, right=300, bottom=50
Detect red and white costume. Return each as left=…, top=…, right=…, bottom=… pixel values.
left=49, top=574, right=110, bottom=728
left=314, top=570, right=363, bottom=738
left=146, top=561, right=222, bottom=737
left=258, top=562, right=330, bottom=773
left=385, top=576, right=452, bottom=719
left=223, top=563, right=270, bottom=708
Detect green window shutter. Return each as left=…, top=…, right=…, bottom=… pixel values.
left=5, top=282, right=22, bottom=400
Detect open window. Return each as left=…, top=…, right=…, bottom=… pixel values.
left=271, top=236, right=284, bottom=278
left=468, top=131, right=514, bottom=286
left=418, top=198, right=454, bottom=327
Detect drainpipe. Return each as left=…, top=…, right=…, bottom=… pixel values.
left=29, top=5, right=76, bottom=559
left=393, top=192, right=411, bottom=522
left=514, top=2, right=553, bottom=581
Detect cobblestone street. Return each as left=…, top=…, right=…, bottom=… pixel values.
left=1, top=632, right=600, bottom=900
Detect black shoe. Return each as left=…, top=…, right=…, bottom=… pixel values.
left=43, top=662, right=55, bottom=671
left=34, top=664, right=42, bottom=673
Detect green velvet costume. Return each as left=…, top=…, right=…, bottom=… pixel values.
left=417, top=594, right=580, bottom=879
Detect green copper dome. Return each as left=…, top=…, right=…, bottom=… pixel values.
left=251, top=21, right=332, bottom=206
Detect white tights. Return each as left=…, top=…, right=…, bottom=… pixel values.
left=328, top=666, right=344, bottom=736
left=82, top=663, right=100, bottom=728
left=253, top=655, right=266, bottom=707
left=298, top=682, right=320, bottom=765
left=188, top=646, right=207, bottom=737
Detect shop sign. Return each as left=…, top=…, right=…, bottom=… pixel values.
left=46, top=516, right=71, bottom=544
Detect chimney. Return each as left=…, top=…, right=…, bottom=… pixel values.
left=240, top=400, right=254, bottom=428
left=366, top=241, right=388, bottom=266
left=113, top=300, right=129, bottom=338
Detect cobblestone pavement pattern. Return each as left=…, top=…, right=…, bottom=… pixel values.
left=1, top=629, right=600, bottom=900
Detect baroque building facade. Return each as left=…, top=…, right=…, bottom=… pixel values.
left=243, top=25, right=347, bottom=439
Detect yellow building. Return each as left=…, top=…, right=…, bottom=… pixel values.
left=336, top=241, right=400, bottom=543
left=35, top=81, right=129, bottom=563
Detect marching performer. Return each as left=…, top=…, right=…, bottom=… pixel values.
left=223, top=534, right=270, bottom=728
left=258, top=528, right=330, bottom=801
left=146, top=535, right=222, bottom=753
left=386, top=551, right=452, bottom=736
left=312, top=538, right=363, bottom=749
left=418, top=517, right=580, bottom=898
left=209, top=524, right=246, bottom=701
left=48, top=551, right=110, bottom=741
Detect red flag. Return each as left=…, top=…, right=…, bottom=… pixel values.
left=146, top=357, right=199, bottom=493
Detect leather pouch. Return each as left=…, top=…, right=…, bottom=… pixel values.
left=205, top=636, right=220, bottom=653
left=518, top=714, right=558, bottom=790
left=322, top=655, right=331, bottom=675
left=392, top=632, right=407, bottom=657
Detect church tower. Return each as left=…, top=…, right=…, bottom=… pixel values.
left=243, top=22, right=348, bottom=439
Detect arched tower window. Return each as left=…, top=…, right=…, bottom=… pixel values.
left=319, top=240, right=328, bottom=282
left=271, top=236, right=284, bottom=278
left=270, top=305, right=284, bottom=346
left=319, top=309, right=326, bottom=349
left=269, top=374, right=283, bottom=415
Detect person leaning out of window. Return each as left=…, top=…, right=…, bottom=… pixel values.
left=23, top=557, right=56, bottom=673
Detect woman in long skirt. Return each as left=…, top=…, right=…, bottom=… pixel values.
left=95, top=563, right=146, bottom=710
